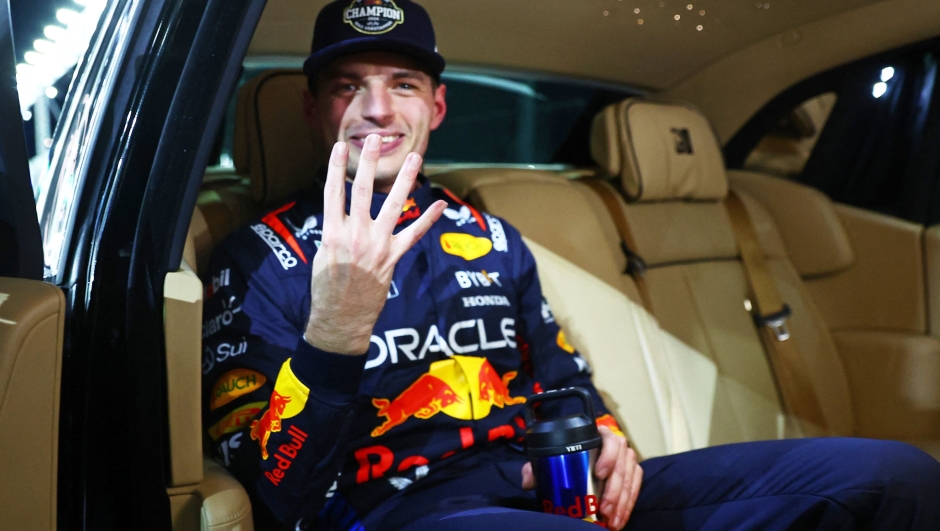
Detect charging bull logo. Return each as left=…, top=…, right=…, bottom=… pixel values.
left=371, top=355, right=526, bottom=437
left=250, top=359, right=309, bottom=459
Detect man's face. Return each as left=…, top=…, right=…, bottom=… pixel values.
left=304, top=52, right=447, bottom=190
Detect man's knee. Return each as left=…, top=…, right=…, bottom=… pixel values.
left=821, top=438, right=940, bottom=499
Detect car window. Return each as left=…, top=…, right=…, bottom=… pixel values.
left=742, top=92, right=837, bottom=179
left=730, top=40, right=940, bottom=225
left=34, top=0, right=142, bottom=282
left=209, top=62, right=638, bottom=170
left=425, top=72, right=629, bottom=165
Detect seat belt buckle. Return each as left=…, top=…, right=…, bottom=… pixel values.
left=754, top=304, right=792, bottom=342
left=621, top=241, right=647, bottom=277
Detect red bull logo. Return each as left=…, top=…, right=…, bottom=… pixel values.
left=397, top=198, right=421, bottom=226
left=371, top=355, right=526, bottom=437
left=478, top=362, right=527, bottom=409
left=250, top=359, right=309, bottom=459
left=372, top=374, right=463, bottom=436
left=250, top=391, right=291, bottom=459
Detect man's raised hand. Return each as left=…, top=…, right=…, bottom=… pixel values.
left=304, top=135, right=447, bottom=355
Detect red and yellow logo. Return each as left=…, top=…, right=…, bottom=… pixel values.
left=371, top=355, right=526, bottom=437
left=596, top=413, right=625, bottom=438
left=440, top=233, right=493, bottom=261
left=397, top=198, right=421, bottom=225
left=250, top=359, right=309, bottom=460
left=208, top=401, right=267, bottom=440
left=210, top=368, right=266, bottom=410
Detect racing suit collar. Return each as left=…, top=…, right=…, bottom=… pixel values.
left=343, top=174, right=435, bottom=231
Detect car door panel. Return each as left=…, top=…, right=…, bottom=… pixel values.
left=0, top=277, right=65, bottom=531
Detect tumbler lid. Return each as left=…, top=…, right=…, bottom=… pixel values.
left=524, top=387, right=602, bottom=457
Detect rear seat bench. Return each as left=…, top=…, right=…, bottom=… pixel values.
left=434, top=97, right=940, bottom=457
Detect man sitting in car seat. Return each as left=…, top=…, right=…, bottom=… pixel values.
left=201, top=1, right=940, bottom=530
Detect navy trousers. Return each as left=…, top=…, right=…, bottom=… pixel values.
left=362, top=438, right=940, bottom=531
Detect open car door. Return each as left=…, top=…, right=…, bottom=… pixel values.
left=0, top=1, right=66, bottom=530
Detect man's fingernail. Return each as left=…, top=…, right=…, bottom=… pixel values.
left=366, top=134, right=380, bottom=149
left=408, top=153, right=423, bottom=170
left=603, top=503, right=613, bottom=515
left=333, top=142, right=346, bottom=156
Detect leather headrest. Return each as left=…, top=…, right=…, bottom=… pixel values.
left=728, top=170, right=854, bottom=277
left=233, top=69, right=322, bottom=207
left=591, top=99, right=728, bottom=202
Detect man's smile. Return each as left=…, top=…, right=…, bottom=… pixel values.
left=348, top=131, right=406, bottom=154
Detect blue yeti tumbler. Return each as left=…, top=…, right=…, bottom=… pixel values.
left=524, top=387, right=606, bottom=524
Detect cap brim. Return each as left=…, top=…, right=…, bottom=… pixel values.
left=303, top=36, right=446, bottom=78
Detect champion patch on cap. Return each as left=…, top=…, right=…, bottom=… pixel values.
left=343, top=0, right=405, bottom=35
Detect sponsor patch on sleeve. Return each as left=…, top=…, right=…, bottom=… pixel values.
left=208, top=401, right=268, bottom=440
left=484, top=214, right=507, bottom=252
left=211, top=369, right=267, bottom=410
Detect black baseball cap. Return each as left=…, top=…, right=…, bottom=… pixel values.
left=303, top=0, right=446, bottom=79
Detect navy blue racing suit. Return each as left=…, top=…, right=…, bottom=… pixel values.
left=201, top=175, right=623, bottom=529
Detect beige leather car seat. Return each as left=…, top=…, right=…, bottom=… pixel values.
left=587, top=99, right=857, bottom=440
left=432, top=166, right=796, bottom=445
left=433, top=99, right=864, bottom=445
left=164, top=262, right=254, bottom=531
left=187, top=69, right=320, bottom=276
left=523, top=236, right=721, bottom=457
left=729, top=169, right=940, bottom=452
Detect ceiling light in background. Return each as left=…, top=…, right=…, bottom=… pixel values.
left=873, top=82, right=888, bottom=99
left=881, top=67, right=895, bottom=82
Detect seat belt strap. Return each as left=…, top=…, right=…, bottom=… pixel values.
left=582, top=179, right=655, bottom=314
left=725, top=190, right=828, bottom=435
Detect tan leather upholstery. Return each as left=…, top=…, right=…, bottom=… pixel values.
left=588, top=98, right=857, bottom=437
left=187, top=71, right=315, bottom=276
left=432, top=169, right=640, bottom=303
left=733, top=174, right=940, bottom=449
left=805, top=204, right=926, bottom=334
left=925, top=224, right=940, bottom=338
left=591, top=99, right=728, bottom=202
left=164, top=263, right=254, bottom=530
left=525, top=237, right=709, bottom=457
left=168, top=458, right=254, bottom=531
left=832, top=330, right=940, bottom=442
left=432, top=171, right=797, bottom=444
left=0, top=278, right=65, bottom=531
left=729, top=170, right=854, bottom=278
left=234, top=69, right=320, bottom=208
left=165, top=264, right=206, bottom=488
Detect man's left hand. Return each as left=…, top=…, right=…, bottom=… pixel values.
left=521, top=425, right=642, bottom=530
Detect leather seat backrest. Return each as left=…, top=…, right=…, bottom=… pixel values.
left=164, top=262, right=254, bottom=530
left=233, top=68, right=321, bottom=209
left=590, top=98, right=855, bottom=439
left=187, top=69, right=318, bottom=276
left=432, top=169, right=641, bottom=304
